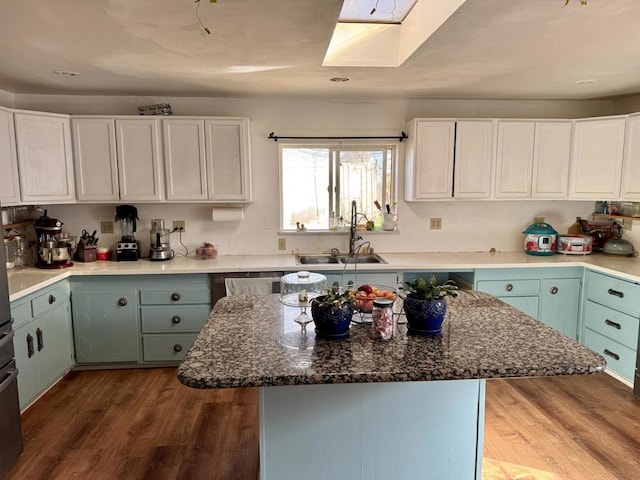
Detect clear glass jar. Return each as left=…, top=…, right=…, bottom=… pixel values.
left=372, top=298, right=394, bottom=340
left=4, top=237, right=16, bottom=269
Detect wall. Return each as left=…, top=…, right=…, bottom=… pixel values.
left=16, top=94, right=623, bottom=256
left=0, top=89, right=15, bottom=108
left=613, top=94, right=640, bottom=115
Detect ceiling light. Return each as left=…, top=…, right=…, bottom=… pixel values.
left=575, top=79, right=598, bottom=85
left=54, top=70, right=81, bottom=77
left=330, top=77, right=350, bottom=82
left=340, top=0, right=418, bottom=24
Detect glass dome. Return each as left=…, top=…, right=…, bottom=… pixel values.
left=280, top=271, right=327, bottom=307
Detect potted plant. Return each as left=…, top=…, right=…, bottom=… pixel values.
left=311, top=285, right=355, bottom=339
left=402, top=276, right=459, bottom=335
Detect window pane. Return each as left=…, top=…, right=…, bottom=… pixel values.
left=338, top=150, right=384, bottom=221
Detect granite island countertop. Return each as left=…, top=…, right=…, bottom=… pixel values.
left=177, top=292, right=606, bottom=389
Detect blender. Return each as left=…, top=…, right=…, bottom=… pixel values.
left=35, top=212, right=73, bottom=269
left=149, top=219, right=173, bottom=261
left=115, top=205, right=140, bottom=261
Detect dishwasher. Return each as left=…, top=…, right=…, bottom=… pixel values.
left=210, top=271, right=284, bottom=305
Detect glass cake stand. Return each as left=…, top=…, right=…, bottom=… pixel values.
left=279, top=271, right=327, bottom=349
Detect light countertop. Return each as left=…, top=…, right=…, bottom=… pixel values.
left=7, top=250, right=640, bottom=302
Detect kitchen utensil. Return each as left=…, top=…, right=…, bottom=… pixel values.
left=523, top=222, right=557, bottom=256
left=382, top=213, right=398, bottom=231
left=603, top=238, right=638, bottom=256
left=556, top=235, right=593, bottom=255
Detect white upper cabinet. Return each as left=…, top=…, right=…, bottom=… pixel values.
left=116, top=118, right=163, bottom=202
left=453, top=120, right=495, bottom=199
left=532, top=121, right=572, bottom=198
left=14, top=111, right=75, bottom=204
left=71, top=117, right=119, bottom=202
left=405, top=119, right=455, bottom=200
left=569, top=116, right=626, bottom=200
left=621, top=113, right=640, bottom=200
left=494, top=120, right=535, bottom=198
left=0, top=107, right=21, bottom=206
left=162, top=119, right=208, bottom=201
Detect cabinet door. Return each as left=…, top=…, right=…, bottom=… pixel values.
left=540, top=278, right=581, bottom=339
left=621, top=113, right=640, bottom=200
left=71, top=117, right=119, bottom=201
left=0, top=107, right=21, bottom=205
left=35, top=303, right=73, bottom=388
left=404, top=119, right=455, bottom=200
left=116, top=118, right=163, bottom=201
left=204, top=118, right=251, bottom=202
left=532, top=121, right=572, bottom=198
left=569, top=116, right=625, bottom=199
left=454, top=120, right=495, bottom=199
left=72, top=290, right=139, bottom=363
left=12, top=323, right=39, bottom=410
left=14, top=111, right=75, bottom=203
left=494, top=120, right=535, bottom=198
left=163, top=119, right=208, bottom=201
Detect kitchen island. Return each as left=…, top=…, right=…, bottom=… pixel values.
left=178, top=293, right=605, bottom=480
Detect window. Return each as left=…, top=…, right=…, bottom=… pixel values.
left=280, top=143, right=397, bottom=231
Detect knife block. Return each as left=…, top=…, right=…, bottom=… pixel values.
left=75, top=243, right=96, bottom=262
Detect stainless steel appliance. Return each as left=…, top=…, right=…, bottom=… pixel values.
left=149, top=219, right=173, bottom=261
left=35, top=211, right=73, bottom=269
left=0, top=204, right=24, bottom=477
left=115, top=205, right=139, bottom=262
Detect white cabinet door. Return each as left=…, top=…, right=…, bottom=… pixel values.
left=404, top=119, right=455, bottom=200
left=494, top=120, right=535, bottom=198
left=116, top=118, right=163, bottom=202
left=204, top=118, right=252, bottom=202
left=454, top=120, right=495, bottom=199
left=532, top=120, right=572, bottom=198
left=14, top=111, right=75, bottom=203
left=162, top=119, right=208, bottom=201
left=71, top=117, right=119, bottom=201
left=569, top=116, right=626, bottom=199
left=621, top=113, right=640, bottom=200
left=0, top=107, right=20, bottom=205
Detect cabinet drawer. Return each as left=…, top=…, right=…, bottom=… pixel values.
left=583, top=328, right=636, bottom=381
left=141, top=305, right=210, bottom=333
left=139, top=289, right=210, bottom=305
left=587, top=271, right=640, bottom=316
left=476, top=279, right=540, bottom=297
left=10, top=301, right=32, bottom=329
left=142, top=334, right=197, bottom=362
left=584, top=300, right=639, bottom=350
left=31, top=283, right=68, bottom=318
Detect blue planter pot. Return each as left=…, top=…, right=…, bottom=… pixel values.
left=404, top=295, right=447, bottom=335
left=311, top=296, right=354, bottom=339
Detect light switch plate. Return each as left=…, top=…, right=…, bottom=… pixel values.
left=430, top=218, right=442, bottom=230
left=278, top=238, right=286, bottom=250
left=100, top=221, right=113, bottom=234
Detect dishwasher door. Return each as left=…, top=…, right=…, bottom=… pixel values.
left=0, top=359, right=23, bottom=478
left=210, top=272, right=284, bottom=305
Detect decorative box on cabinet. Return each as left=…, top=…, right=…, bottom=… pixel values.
left=582, top=270, right=640, bottom=383
left=11, top=281, right=74, bottom=410
left=0, top=107, right=20, bottom=205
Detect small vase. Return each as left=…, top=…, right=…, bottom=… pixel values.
left=404, top=295, right=447, bottom=335
left=311, top=296, right=354, bottom=339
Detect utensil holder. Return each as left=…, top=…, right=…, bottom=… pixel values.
left=75, top=243, right=96, bottom=262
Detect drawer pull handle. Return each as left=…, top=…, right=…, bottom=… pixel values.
left=49, top=294, right=56, bottom=305
left=117, top=298, right=128, bottom=307
left=550, top=286, right=558, bottom=295
left=27, top=333, right=34, bottom=358
left=608, top=288, right=624, bottom=298
left=505, top=283, right=513, bottom=292
left=36, top=328, right=44, bottom=352
left=171, top=292, right=181, bottom=302
left=172, top=315, right=182, bottom=324
left=605, top=319, right=622, bottom=330
left=173, top=344, right=183, bottom=353
left=603, top=349, right=620, bottom=361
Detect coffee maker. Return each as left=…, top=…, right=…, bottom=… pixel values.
left=149, top=219, right=173, bottom=261
left=35, top=212, right=73, bottom=269
left=115, top=205, right=140, bottom=261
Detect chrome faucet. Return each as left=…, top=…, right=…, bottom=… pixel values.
left=349, top=200, right=362, bottom=256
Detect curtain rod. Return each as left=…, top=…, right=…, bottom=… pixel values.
left=268, top=131, right=408, bottom=142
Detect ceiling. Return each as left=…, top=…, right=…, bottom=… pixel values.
left=1, top=0, right=639, bottom=101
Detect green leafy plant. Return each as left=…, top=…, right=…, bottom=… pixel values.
left=314, top=285, right=355, bottom=311
left=403, top=275, right=459, bottom=301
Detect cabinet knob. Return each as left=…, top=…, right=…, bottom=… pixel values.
left=505, top=283, right=513, bottom=292
left=172, top=315, right=182, bottom=324
left=550, top=286, right=559, bottom=295
left=171, top=292, right=181, bottom=302
left=173, top=344, right=183, bottom=353
left=49, top=294, right=56, bottom=304
left=117, top=298, right=128, bottom=307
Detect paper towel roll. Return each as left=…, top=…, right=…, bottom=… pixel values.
left=211, top=207, right=244, bottom=222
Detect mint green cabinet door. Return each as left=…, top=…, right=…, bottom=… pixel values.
left=36, top=303, right=73, bottom=388
left=540, top=278, right=581, bottom=339
left=497, top=296, right=539, bottom=319
left=72, top=291, right=139, bottom=363
left=12, top=323, right=39, bottom=410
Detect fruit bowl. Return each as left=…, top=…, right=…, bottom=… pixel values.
left=351, top=284, right=397, bottom=313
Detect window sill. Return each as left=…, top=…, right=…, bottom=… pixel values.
left=278, top=229, right=399, bottom=235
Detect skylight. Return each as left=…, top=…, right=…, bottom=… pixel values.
left=339, top=0, right=418, bottom=24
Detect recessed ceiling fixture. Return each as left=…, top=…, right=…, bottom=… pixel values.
left=575, top=79, right=598, bottom=85
left=330, top=77, right=350, bottom=82
left=54, top=70, right=81, bottom=77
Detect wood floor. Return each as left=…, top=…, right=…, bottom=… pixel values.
left=6, top=369, right=640, bottom=480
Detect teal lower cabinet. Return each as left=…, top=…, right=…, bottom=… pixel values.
left=540, top=278, right=582, bottom=339
left=71, top=274, right=211, bottom=366
left=11, top=280, right=74, bottom=410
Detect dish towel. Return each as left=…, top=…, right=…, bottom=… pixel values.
left=224, top=277, right=280, bottom=296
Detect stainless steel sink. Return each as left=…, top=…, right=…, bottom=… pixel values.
left=295, top=254, right=386, bottom=265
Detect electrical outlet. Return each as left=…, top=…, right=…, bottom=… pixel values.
left=534, top=216, right=545, bottom=223
left=173, top=220, right=186, bottom=232
left=430, top=218, right=442, bottom=230
left=624, top=219, right=633, bottom=231
left=100, top=221, right=113, bottom=234
left=278, top=238, right=286, bottom=250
